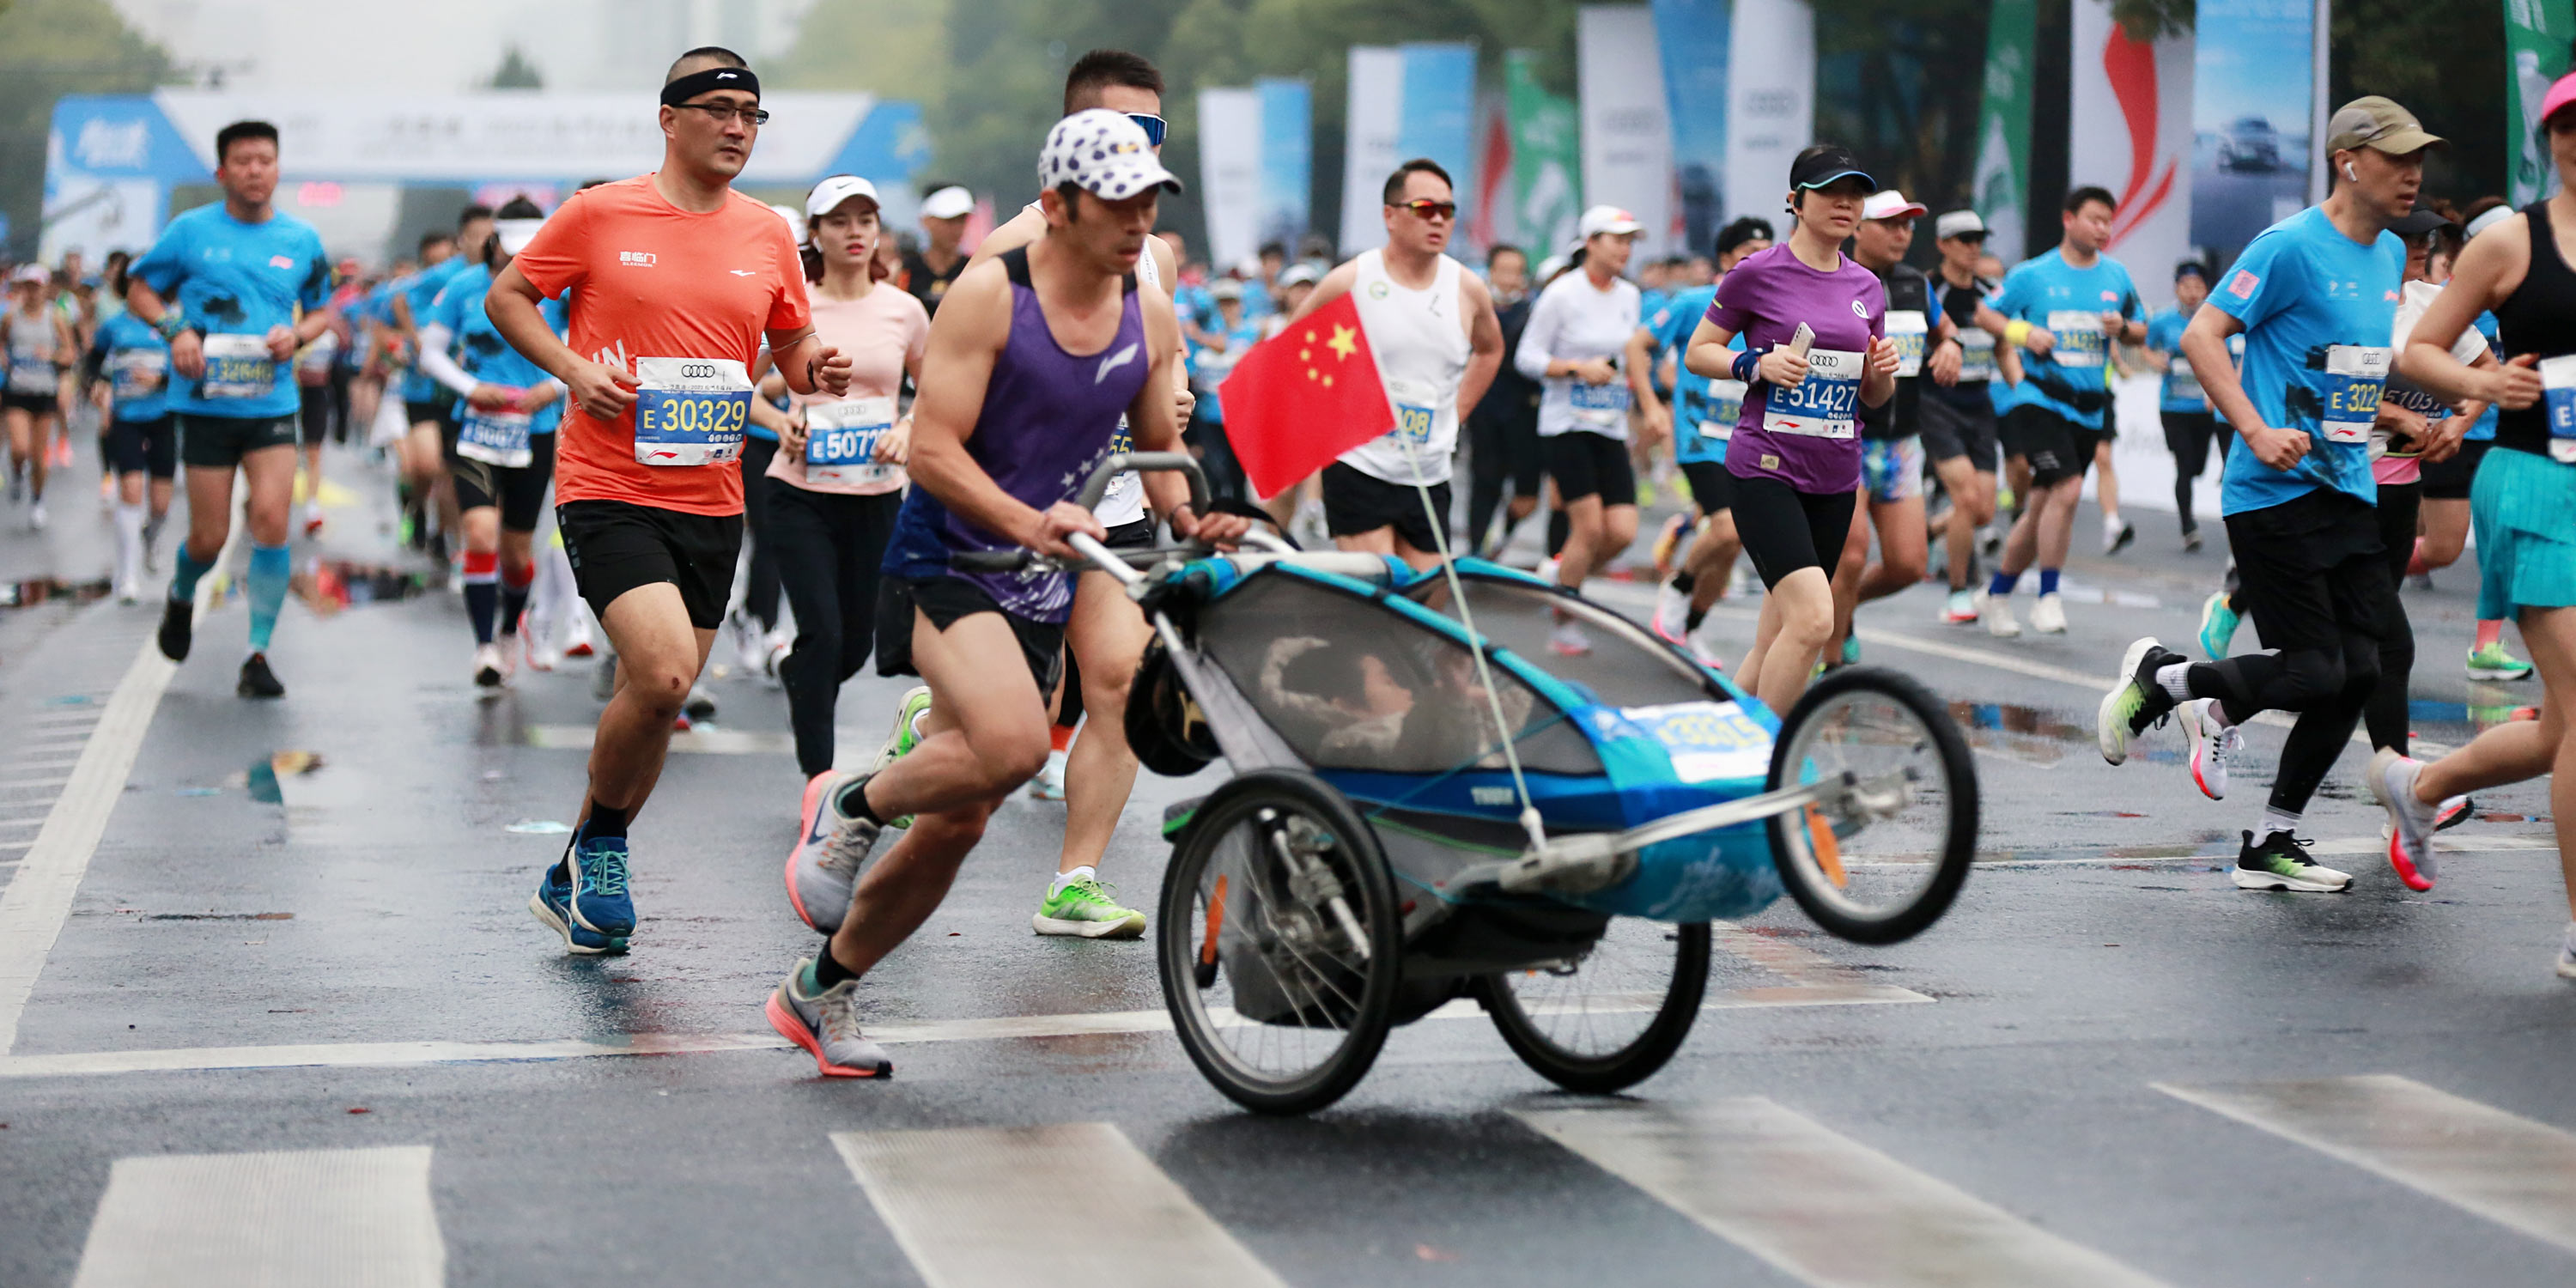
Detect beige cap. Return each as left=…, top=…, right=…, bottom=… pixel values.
left=2325, top=96, right=2445, bottom=155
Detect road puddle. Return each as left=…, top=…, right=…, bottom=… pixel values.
left=0, top=577, right=112, bottom=610
left=295, top=561, right=441, bottom=617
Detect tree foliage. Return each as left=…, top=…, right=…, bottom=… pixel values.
left=0, top=0, right=173, bottom=260
left=487, top=46, right=544, bottom=91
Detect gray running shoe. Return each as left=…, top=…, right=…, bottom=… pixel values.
left=765, top=958, right=892, bottom=1078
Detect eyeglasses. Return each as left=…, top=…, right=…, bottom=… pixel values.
left=1394, top=198, right=1458, bottom=221
left=674, top=101, right=770, bottom=127
left=1127, top=113, right=1168, bottom=147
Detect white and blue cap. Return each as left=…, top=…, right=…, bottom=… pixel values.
left=1039, top=109, right=1183, bottom=201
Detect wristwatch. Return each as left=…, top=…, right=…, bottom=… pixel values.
left=153, top=313, right=185, bottom=341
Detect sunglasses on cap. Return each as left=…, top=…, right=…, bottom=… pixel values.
left=1127, top=113, right=1168, bottom=147
left=1394, top=198, right=1457, bottom=221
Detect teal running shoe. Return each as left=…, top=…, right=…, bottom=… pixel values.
left=2197, top=590, right=2240, bottom=660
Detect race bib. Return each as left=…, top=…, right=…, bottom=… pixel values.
left=1387, top=377, right=1437, bottom=447
left=1704, top=378, right=1747, bottom=440
left=200, top=332, right=276, bottom=400
left=2320, top=344, right=2391, bottom=445
left=1763, top=348, right=1862, bottom=439
left=631, top=356, right=751, bottom=466
left=295, top=331, right=339, bottom=380
left=2168, top=354, right=2204, bottom=404
left=107, top=350, right=166, bottom=401
left=2044, top=310, right=2107, bottom=369
left=457, top=405, right=534, bottom=468
left=5, top=358, right=52, bottom=395
left=1568, top=377, right=1631, bottom=430
left=1957, top=330, right=1997, bottom=382
left=1619, top=701, right=1770, bottom=783
left=1886, top=310, right=1929, bottom=379
left=804, top=395, right=900, bottom=488
left=2541, top=354, right=2576, bottom=463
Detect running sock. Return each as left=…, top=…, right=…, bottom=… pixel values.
left=580, top=805, right=629, bottom=843
left=2156, top=663, right=2194, bottom=704
left=1685, top=605, right=1709, bottom=633
left=2254, top=806, right=2302, bottom=843
left=1050, top=865, right=1096, bottom=897
left=498, top=560, right=533, bottom=636
left=2476, top=619, right=2505, bottom=650
left=813, top=946, right=859, bottom=990
left=834, top=774, right=888, bottom=828
left=169, top=541, right=213, bottom=605
left=463, top=550, right=500, bottom=645
left=246, top=544, right=290, bottom=653
left=1987, top=569, right=2019, bottom=597
left=112, top=501, right=144, bottom=582
left=1669, top=569, right=1696, bottom=596
left=2037, top=568, right=2061, bottom=597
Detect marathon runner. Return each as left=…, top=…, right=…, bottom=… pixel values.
left=1835, top=188, right=1956, bottom=664
left=2095, top=96, right=2438, bottom=893
left=417, top=197, right=567, bottom=688
left=1518, top=204, right=1659, bottom=656
left=291, top=294, right=343, bottom=538
left=1979, top=186, right=2143, bottom=637
left=393, top=207, right=494, bottom=562
left=1683, top=144, right=1899, bottom=708
left=904, top=184, right=975, bottom=318
left=485, top=47, right=850, bottom=955
left=4, top=264, right=76, bottom=530
left=128, top=119, right=334, bottom=699
left=2420, top=200, right=2537, bottom=682
left=2373, top=71, right=2576, bottom=947
left=1921, top=210, right=2012, bottom=623
left=1465, top=242, right=1540, bottom=558
left=1290, top=157, right=1504, bottom=568
left=2140, top=261, right=2224, bottom=550
left=1643, top=216, right=1771, bottom=663
left=83, top=262, right=174, bottom=602
left=772, top=110, right=1246, bottom=1074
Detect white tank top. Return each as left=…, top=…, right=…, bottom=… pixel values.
left=1092, top=234, right=1154, bottom=527
left=1340, top=249, right=1470, bottom=485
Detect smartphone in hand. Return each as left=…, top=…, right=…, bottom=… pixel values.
left=1788, top=322, right=1814, bottom=360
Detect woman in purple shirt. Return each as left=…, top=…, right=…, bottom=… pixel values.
left=1685, top=143, right=1899, bottom=708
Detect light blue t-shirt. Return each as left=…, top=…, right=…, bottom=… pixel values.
left=1647, top=283, right=1739, bottom=465
left=423, top=264, right=569, bottom=439
left=1196, top=319, right=1263, bottom=426
left=130, top=203, right=330, bottom=421
left=92, top=311, right=171, bottom=423
left=401, top=257, right=474, bottom=403
left=2467, top=311, right=2501, bottom=442
left=1991, top=247, right=2141, bottom=429
left=2143, top=307, right=2208, bottom=413
left=2211, top=204, right=2403, bottom=516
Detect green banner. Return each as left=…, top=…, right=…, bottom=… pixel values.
left=1507, top=50, right=1582, bottom=258
left=2508, top=0, right=2576, bottom=204
left=1972, top=0, right=2038, bottom=259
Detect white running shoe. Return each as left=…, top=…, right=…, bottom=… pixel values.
left=1651, top=581, right=1692, bottom=646
left=761, top=632, right=791, bottom=686
left=1977, top=590, right=2020, bottom=637
left=562, top=614, right=596, bottom=658
left=2557, top=923, right=2576, bottom=981
left=521, top=611, right=562, bottom=672
left=1536, top=556, right=1562, bottom=586
left=1550, top=620, right=1592, bottom=657
left=472, top=642, right=507, bottom=689
left=2030, top=592, right=2068, bottom=635
left=2181, top=699, right=2240, bottom=800
left=2366, top=747, right=2441, bottom=892
left=27, top=501, right=45, bottom=532
left=113, top=577, right=140, bottom=606
left=1027, top=747, right=1067, bottom=800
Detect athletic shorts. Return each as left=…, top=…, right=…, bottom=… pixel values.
left=1680, top=459, right=1734, bottom=515
left=176, top=412, right=298, bottom=470
left=2000, top=404, right=2102, bottom=489
left=404, top=398, right=446, bottom=428
left=1545, top=429, right=1636, bottom=506
left=1862, top=435, right=1925, bottom=504
left=2420, top=436, right=2492, bottom=500
left=1729, top=472, right=1858, bottom=590
left=2471, top=445, right=2576, bottom=621
left=1918, top=387, right=1999, bottom=472
left=556, top=498, right=744, bottom=629
left=107, top=416, right=175, bottom=479
left=1321, top=461, right=1450, bottom=551
left=875, top=574, right=1066, bottom=694
left=297, top=385, right=332, bottom=446
left=2, top=391, right=58, bottom=416
left=453, top=433, right=558, bottom=533
left=437, top=410, right=465, bottom=465
left=2224, top=488, right=2401, bottom=655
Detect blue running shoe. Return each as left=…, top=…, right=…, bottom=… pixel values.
left=2198, top=590, right=2240, bottom=661
left=528, top=861, right=625, bottom=955
left=567, top=837, right=634, bottom=938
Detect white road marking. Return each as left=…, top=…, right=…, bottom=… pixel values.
left=2160, top=1074, right=2576, bottom=1253
left=1517, top=1099, right=2172, bottom=1288
left=523, top=723, right=859, bottom=756
left=835, top=1123, right=1287, bottom=1288
left=70, top=1145, right=444, bottom=1287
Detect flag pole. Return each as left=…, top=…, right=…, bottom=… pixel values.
left=1400, top=437, right=1546, bottom=851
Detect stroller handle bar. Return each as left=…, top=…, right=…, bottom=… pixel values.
left=951, top=453, right=1292, bottom=580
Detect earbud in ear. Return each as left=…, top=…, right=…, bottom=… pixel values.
left=2344, top=161, right=2359, bottom=182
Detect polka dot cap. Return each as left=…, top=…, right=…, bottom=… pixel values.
left=1039, top=108, right=1184, bottom=200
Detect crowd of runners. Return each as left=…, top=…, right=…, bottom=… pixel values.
left=9, top=44, right=2576, bottom=1072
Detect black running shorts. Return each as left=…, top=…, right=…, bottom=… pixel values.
left=556, top=497, right=744, bottom=629
left=876, top=574, right=1066, bottom=694
left=1729, top=472, right=1857, bottom=590
left=1321, top=462, right=1451, bottom=551
left=453, top=434, right=559, bottom=533
left=1545, top=429, right=1637, bottom=506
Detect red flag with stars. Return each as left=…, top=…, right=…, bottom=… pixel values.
left=1217, top=293, right=1395, bottom=500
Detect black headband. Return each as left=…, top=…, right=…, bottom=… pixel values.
left=660, top=66, right=760, bottom=109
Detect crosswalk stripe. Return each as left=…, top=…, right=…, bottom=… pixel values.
left=2159, top=1074, right=2576, bottom=1253
left=1516, top=1100, right=2172, bottom=1287
left=70, top=1145, right=444, bottom=1286
left=835, top=1123, right=1286, bottom=1288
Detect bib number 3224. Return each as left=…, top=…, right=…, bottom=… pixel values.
left=633, top=357, right=751, bottom=466
left=2320, top=345, right=2391, bottom=446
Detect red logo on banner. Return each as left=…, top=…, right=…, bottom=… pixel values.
left=2100, top=24, right=2176, bottom=249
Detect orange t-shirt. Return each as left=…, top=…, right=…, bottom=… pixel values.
left=512, top=175, right=814, bottom=516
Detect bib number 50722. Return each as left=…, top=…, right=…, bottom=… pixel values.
left=632, top=356, right=752, bottom=466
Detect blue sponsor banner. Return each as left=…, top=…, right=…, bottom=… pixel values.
left=1650, top=0, right=1730, bottom=258
left=1396, top=43, right=1478, bottom=226
left=1257, top=78, right=1311, bottom=249
left=2189, top=0, right=2312, bottom=270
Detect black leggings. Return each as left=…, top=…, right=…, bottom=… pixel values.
left=2161, top=410, right=2231, bottom=534
left=770, top=483, right=902, bottom=778
left=738, top=437, right=783, bottom=630
left=2362, top=482, right=2421, bottom=754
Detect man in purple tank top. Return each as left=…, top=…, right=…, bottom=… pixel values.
left=764, top=110, right=1249, bottom=1077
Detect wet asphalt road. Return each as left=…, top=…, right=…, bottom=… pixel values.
left=1, top=420, right=2573, bottom=1287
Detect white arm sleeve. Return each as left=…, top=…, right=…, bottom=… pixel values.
left=1515, top=289, right=1558, bottom=381
left=415, top=324, right=480, bottom=400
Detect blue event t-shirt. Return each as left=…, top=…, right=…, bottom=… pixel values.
left=401, top=257, right=473, bottom=403
left=1647, top=283, right=1739, bottom=465
left=1991, top=247, right=2141, bottom=429
left=2467, top=311, right=2501, bottom=442
left=2142, top=307, right=2208, bottom=413
left=424, top=263, right=570, bottom=439
left=1704, top=243, right=1886, bottom=495
left=129, top=203, right=330, bottom=421
left=92, top=311, right=171, bottom=423
left=2210, top=204, right=2403, bottom=516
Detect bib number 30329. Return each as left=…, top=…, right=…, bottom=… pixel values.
left=632, top=356, right=751, bottom=466
left=804, top=395, right=899, bottom=487
left=1763, top=348, right=1862, bottom=439
left=2541, top=354, right=2576, bottom=463
left=2320, top=345, right=2391, bottom=445
left=199, top=332, right=276, bottom=400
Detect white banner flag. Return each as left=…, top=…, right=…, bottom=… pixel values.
left=1340, top=46, right=1404, bottom=256
left=2069, top=0, right=2195, bottom=310
left=1197, top=88, right=1264, bottom=270
left=1578, top=5, right=1675, bottom=260
left=1724, top=0, right=1814, bottom=230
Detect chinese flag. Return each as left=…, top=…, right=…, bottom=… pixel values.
left=1218, top=293, right=1394, bottom=500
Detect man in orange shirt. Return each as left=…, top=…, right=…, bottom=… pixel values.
left=486, top=46, right=853, bottom=955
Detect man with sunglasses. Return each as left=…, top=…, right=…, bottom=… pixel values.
left=483, top=46, right=854, bottom=955
left=1288, top=158, right=1505, bottom=567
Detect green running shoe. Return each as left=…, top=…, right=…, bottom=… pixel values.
left=2198, top=590, right=2239, bottom=660
left=2096, top=636, right=2183, bottom=766
left=872, top=685, right=933, bottom=828
left=1033, top=871, right=1147, bottom=939
left=2465, top=641, right=2535, bottom=681
left=2231, top=830, right=2352, bottom=893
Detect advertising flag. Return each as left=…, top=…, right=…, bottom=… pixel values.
left=1257, top=77, right=1312, bottom=251
left=1651, top=0, right=1731, bottom=256
left=1397, top=44, right=1479, bottom=232
left=1724, top=0, right=1814, bottom=232
left=2069, top=0, right=2193, bottom=309
left=2190, top=0, right=2314, bottom=270
left=1506, top=51, right=1582, bottom=258
left=1219, top=293, right=1395, bottom=499
left=2508, top=0, right=2576, bottom=205
left=1579, top=4, right=1676, bottom=258
left=1972, top=0, right=2036, bottom=259
left=1198, top=87, right=1264, bottom=270
left=1340, top=46, right=1404, bottom=254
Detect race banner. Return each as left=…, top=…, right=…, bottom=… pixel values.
left=1257, top=77, right=1312, bottom=252
left=2069, top=0, right=2193, bottom=309
left=1470, top=87, right=1516, bottom=252
left=1724, top=0, right=1814, bottom=233
left=1972, top=0, right=2036, bottom=260
left=1340, top=46, right=1404, bottom=254
left=1198, top=87, right=1264, bottom=271
left=1506, top=50, right=1582, bottom=258
left=1579, top=4, right=1676, bottom=259
left=1397, top=44, right=1479, bottom=232
left=2508, top=0, right=2576, bottom=205
left=1651, top=0, right=1730, bottom=257
left=2188, top=0, right=2313, bottom=271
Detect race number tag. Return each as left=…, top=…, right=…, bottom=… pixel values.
left=2044, top=310, right=2107, bottom=368
left=107, top=350, right=166, bottom=401
left=4, top=357, right=52, bottom=396
left=199, top=332, right=276, bottom=400
left=1568, top=378, right=1631, bottom=430
left=804, top=395, right=900, bottom=488
left=1762, top=348, right=1862, bottom=439
left=1885, top=310, right=1929, bottom=378
left=457, top=406, right=535, bottom=468
left=632, top=357, right=751, bottom=466
left=1957, top=329, right=1997, bottom=382
left=1387, top=377, right=1438, bottom=447
left=2168, top=354, right=2204, bottom=404
left=2541, top=354, right=2576, bottom=463
left=1619, top=701, right=1770, bottom=783
left=2320, top=344, right=2392, bottom=445
left=1703, top=378, right=1747, bottom=441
